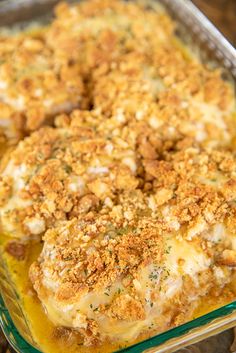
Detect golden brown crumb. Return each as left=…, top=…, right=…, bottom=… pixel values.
left=30, top=182, right=236, bottom=345
left=0, top=111, right=140, bottom=238
left=218, top=250, right=236, bottom=267
left=0, top=0, right=235, bottom=348
left=0, top=27, right=86, bottom=141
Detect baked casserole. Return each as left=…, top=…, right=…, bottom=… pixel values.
left=0, top=0, right=235, bottom=352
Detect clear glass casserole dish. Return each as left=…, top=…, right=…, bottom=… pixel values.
left=0, top=0, right=235, bottom=352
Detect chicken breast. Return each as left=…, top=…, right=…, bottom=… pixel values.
left=0, top=0, right=235, bottom=349
left=47, top=0, right=235, bottom=150
left=91, top=47, right=235, bottom=149
left=30, top=144, right=236, bottom=346
left=0, top=110, right=138, bottom=239
left=0, top=27, right=86, bottom=142
left=46, top=0, right=174, bottom=72
left=0, top=0, right=234, bottom=151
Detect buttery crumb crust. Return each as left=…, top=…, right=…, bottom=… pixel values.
left=0, top=27, right=86, bottom=141
left=0, top=112, right=138, bottom=238
left=30, top=163, right=236, bottom=344
left=0, top=0, right=235, bottom=146
left=1, top=108, right=236, bottom=240
left=0, top=0, right=235, bottom=348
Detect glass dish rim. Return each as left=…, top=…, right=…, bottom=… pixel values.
left=0, top=292, right=235, bottom=353
left=0, top=0, right=235, bottom=352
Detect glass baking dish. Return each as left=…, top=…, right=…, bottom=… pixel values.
left=0, top=0, right=235, bottom=352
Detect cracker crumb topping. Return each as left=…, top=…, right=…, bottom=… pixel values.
left=0, top=0, right=235, bottom=348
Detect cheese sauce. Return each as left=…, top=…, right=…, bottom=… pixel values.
left=2, top=240, right=130, bottom=353
left=1, top=238, right=234, bottom=353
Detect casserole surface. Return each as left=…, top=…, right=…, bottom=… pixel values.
left=0, top=1, right=235, bottom=352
